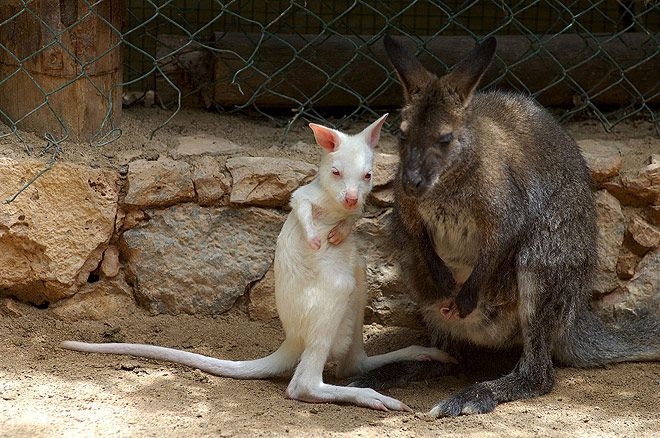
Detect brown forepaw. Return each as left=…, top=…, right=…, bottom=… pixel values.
left=438, top=298, right=460, bottom=320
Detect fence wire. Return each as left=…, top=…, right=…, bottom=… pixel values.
left=1, top=1, right=659, bottom=165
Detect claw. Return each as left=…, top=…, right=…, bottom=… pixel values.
left=328, top=220, right=349, bottom=245
left=437, top=298, right=460, bottom=320
left=374, top=402, right=388, bottom=412
left=430, top=384, right=497, bottom=417
left=308, top=235, right=321, bottom=250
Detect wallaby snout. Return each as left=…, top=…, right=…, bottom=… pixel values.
left=402, top=169, right=425, bottom=197
left=344, top=190, right=359, bottom=209
left=400, top=147, right=437, bottom=197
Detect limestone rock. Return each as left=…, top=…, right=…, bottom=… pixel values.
left=0, top=298, right=30, bottom=317
left=50, top=273, right=135, bottom=320
left=621, top=158, right=660, bottom=203
left=648, top=205, right=660, bottom=227
left=599, top=249, right=660, bottom=315
left=626, top=249, right=660, bottom=307
left=578, top=139, right=622, bottom=184
left=114, top=207, right=126, bottom=231
left=100, top=245, right=120, bottom=278
left=593, top=190, right=625, bottom=295
left=124, top=158, right=195, bottom=208
left=372, top=153, right=398, bottom=188
left=625, top=216, right=660, bottom=255
left=369, top=187, right=394, bottom=207
left=365, top=296, right=423, bottom=329
left=356, top=213, right=399, bottom=297
left=117, top=207, right=149, bottom=231
left=602, top=155, right=660, bottom=207
left=355, top=210, right=421, bottom=328
left=0, top=158, right=119, bottom=304
left=76, top=245, right=106, bottom=284
left=190, top=156, right=230, bottom=206
left=173, top=135, right=243, bottom=158
left=616, top=251, right=640, bottom=281
left=123, top=204, right=285, bottom=316
left=248, top=267, right=277, bottom=321
left=227, top=157, right=317, bottom=207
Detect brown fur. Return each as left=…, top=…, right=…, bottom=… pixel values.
left=350, top=36, right=660, bottom=417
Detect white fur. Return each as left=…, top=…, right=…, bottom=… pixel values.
left=61, top=114, right=456, bottom=412
left=418, top=204, right=480, bottom=286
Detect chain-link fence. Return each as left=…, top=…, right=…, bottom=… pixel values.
left=1, top=1, right=659, bottom=151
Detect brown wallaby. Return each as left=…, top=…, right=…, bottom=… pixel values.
left=349, top=35, right=660, bottom=417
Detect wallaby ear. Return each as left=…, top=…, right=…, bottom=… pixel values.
left=360, top=113, right=388, bottom=149
left=443, top=37, right=497, bottom=106
left=383, top=35, right=435, bottom=102
left=309, top=123, right=341, bottom=152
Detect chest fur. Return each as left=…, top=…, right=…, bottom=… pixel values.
left=418, top=204, right=480, bottom=285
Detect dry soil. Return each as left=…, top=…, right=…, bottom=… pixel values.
left=0, top=305, right=659, bottom=438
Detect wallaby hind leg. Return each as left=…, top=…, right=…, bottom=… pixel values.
left=430, top=269, right=558, bottom=417
left=286, top=337, right=412, bottom=412
left=285, top=283, right=411, bottom=412
left=336, top=260, right=455, bottom=380
left=332, top=259, right=371, bottom=378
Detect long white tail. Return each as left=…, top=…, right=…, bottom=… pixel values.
left=60, top=339, right=301, bottom=379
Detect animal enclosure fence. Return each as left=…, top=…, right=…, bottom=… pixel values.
left=0, top=1, right=658, bottom=152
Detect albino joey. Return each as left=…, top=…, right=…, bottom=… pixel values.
left=62, top=114, right=455, bottom=412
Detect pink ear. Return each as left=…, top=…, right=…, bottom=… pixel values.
left=362, top=113, right=388, bottom=149
left=309, top=123, right=340, bottom=152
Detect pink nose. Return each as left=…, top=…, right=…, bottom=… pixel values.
left=344, top=195, right=358, bottom=208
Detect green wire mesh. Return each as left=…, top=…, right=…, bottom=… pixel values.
left=1, top=0, right=659, bottom=149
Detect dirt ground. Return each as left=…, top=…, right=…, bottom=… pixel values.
left=0, top=305, right=658, bottom=438
left=1, top=108, right=659, bottom=437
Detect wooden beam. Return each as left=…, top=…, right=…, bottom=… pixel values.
left=212, top=32, right=658, bottom=109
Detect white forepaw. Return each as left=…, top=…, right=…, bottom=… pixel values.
left=308, top=235, right=322, bottom=250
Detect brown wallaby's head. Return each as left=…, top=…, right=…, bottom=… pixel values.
left=384, top=36, right=497, bottom=197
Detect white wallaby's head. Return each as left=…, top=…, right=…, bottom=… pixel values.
left=308, top=113, right=388, bottom=211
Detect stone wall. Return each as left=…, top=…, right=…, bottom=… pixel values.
left=0, top=139, right=658, bottom=324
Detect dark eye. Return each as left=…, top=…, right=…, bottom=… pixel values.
left=332, top=168, right=341, bottom=177
left=437, top=132, right=453, bottom=146
left=364, top=171, right=372, bottom=180
left=397, top=131, right=407, bottom=142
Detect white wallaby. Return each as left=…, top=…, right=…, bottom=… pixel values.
left=61, top=114, right=455, bottom=411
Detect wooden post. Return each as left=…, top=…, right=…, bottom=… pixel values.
left=0, top=0, right=125, bottom=142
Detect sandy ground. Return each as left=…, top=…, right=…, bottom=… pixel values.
left=0, top=108, right=659, bottom=437
left=0, top=305, right=658, bottom=438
